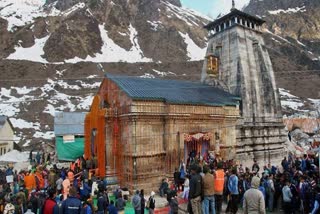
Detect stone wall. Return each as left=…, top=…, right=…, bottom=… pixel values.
left=105, top=100, right=239, bottom=192
left=201, top=24, right=286, bottom=167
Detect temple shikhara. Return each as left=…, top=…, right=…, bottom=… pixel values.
left=201, top=5, right=286, bottom=165
left=84, top=3, right=286, bottom=191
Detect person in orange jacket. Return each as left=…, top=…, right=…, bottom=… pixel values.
left=214, top=162, right=225, bottom=214
left=24, top=173, right=36, bottom=194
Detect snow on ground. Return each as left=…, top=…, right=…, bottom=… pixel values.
left=0, top=0, right=86, bottom=31
left=10, top=118, right=40, bottom=130
left=179, top=32, right=206, bottom=61
left=56, top=69, right=67, bottom=77
left=56, top=80, right=81, bottom=90
left=40, top=78, right=95, bottom=111
left=271, top=37, right=282, bottom=44
left=279, top=88, right=299, bottom=99
left=87, top=75, right=98, bottom=79
left=44, top=104, right=56, bottom=116
left=264, top=29, right=292, bottom=45
left=140, top=73, right=155, bottom=78
left=12, top=86, right=37, bottom=95
left=281, top=100, right=304, bottom=111
left=296, top=40, right=306, bottom=47
left=65, top=24, right=153, bottom=63
left=279, top=88, right=304, bottom=111
left=268, top=6, right=306, bottom=15
left=0, top=104, right=19, bottom=117
left=77, top=95, right=94, bottom=110
left=0, top=87, right=37, bottom=117
left=22, top=140, right=31, bottom=147
left=75, top=81, right=101, bottom=89
left=118, top=32, right=127, bottom=36
left=152, top=69, right=176, bottom=77
left=309, top=98, right=320, bottom=108
left=33, top=131, right=54, bottom=140
left=0, top=150, right=29, bottom=162
left=0, top=0, right=45, bottom=31
left=63, top=2, right=85, bottom=17
left=7, top=35, right=50, bottom=63
left=0, top=78, right=97, bottom=141
left=147, top=20, right=163, bottom=31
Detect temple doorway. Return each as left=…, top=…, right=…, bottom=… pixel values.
left=184, top=132, right=212, bottom=166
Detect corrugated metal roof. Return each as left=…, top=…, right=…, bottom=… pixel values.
left=54, top=112, right=86, bottom=136
left=106, top=74, right=240, bottom=106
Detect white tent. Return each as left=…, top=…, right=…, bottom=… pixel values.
left=0, top=150, right=28, bottom=162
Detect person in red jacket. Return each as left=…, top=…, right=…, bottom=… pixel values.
left=42, top=187, right=57, bottom=214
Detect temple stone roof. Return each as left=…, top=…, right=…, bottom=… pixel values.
left=204, top=9, right=265, bottom=30
left=106, top=74, right=240, bottom=107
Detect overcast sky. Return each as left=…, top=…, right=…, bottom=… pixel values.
left=180, top=0, right=251, bottom=18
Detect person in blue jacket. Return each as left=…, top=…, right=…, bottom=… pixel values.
left=61, top=187, right=82, bottom=214
left=108, top=200, right=118, bottom=214
left=226, top=167, right=239, bottom=214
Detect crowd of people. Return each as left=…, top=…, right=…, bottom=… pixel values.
left=2, top=148, right=320, bottom=214
left=160, top=153, right=320, bottom=214
left=0, top=152, right=141, bottom=214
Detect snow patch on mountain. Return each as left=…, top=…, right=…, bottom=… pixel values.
left=279, top=88, right=305, bottom=111
left=163, top=1, right=210, bottom=26
left=0, top=0, right=88, bottom=31
left=0, top=87, right=37, bottom=117
left=152, top=69, right=176, bottom=77
left=77, top=95, right=94, bottom=110
left=0, top=0, right=45, bottom=31
left=179, top=32, right=206, bottom=61
left=56, top=80, right=81, bottom=90
left=10, top=118, right=40, bottom=130
left=268, top=6, right=306, bottom=15
left=44, top=104, right=56, bottom=117
left=140, top=73, right=155, bottom=78
left=12, top=86, right=37, bottom=95
left=63, top=2, right=85, bottom=17
left=7, top=35, right=49, bottom=63
left=75, top=81, right=101, bottom=89
left=296, top=40, right=306, bottom=47
left=309, top=98, right=320, bottom=109
left=65, top=24, right=153, bottom=63
left=281, top=100, right=304, bottom=111
left=33, top=131, right=54, bottom=139
left=147, top=20, right=163, bottom=31
left=264, top=29, right=292, bottom=45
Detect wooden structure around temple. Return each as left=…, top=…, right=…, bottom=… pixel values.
left=85, top=74, right=240, bottom=191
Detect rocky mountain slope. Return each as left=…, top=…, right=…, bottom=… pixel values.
left=0, top=0, right=319, bottom=147
left=244, top=0, right=320, bottom=98
left=0, top=0, right=209, bottom=63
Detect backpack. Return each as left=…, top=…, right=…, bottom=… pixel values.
left=263, top=179, right=270, bottom=193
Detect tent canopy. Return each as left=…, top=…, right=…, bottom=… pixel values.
left=56, top=136, right=84, bottom=161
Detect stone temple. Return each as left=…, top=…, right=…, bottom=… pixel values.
left=201, top=5, right=287, bottom=165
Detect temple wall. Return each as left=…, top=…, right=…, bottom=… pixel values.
left=105, top=101, right=239, bottom=192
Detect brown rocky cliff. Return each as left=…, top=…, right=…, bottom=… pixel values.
left=284, top=118, right=320, bottom=134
